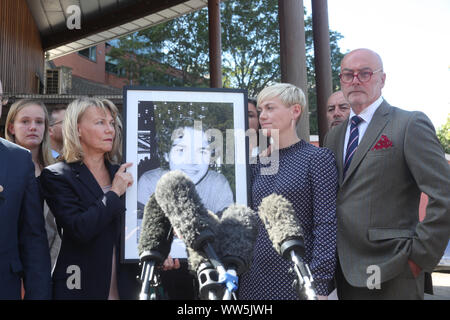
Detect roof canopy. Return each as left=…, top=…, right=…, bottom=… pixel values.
left=27, top=0, right=210, bottom=60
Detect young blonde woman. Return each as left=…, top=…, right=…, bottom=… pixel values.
left=5, top=100, right=61, bottom=271
left=5, top=100, right=54, bottom=175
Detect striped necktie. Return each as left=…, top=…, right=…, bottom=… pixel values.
left=343, top=115, right=363, bottom=177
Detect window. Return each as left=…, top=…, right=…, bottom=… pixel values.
left=46, top=69, right=59, bottom=94
left=105, top=56, right=118, bottom=74
left=105, top=56, right=125, bottom=77
left=78, top=46, right=97, bottom=62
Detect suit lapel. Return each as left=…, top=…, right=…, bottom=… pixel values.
left=0, top=140, right=9, bottom=205
left=70, top=160, right=120, bottom=198
left=0, top=140, right=8, bottom=186
left=335, top=119, right=348, bottom=186
left=342, top=101, right=391, bottom=185
left=105, top=161, right=119, bottom=183
left=71, top=161, right=103, bottom=198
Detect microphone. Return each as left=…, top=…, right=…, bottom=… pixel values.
left=258, top=194, right=318, bottom=300
left=155, top=170, right=215, bottom=251
left=188, top=248, right=224, bottom=300
left=137, top=194, right=173, bottom=300
left=185, top=211, right=221, bottom=273
left=216, top=204, right=258, bottom=300
left=185, top=211, right=224, bottom=300
left=218, top=205, right=258, bottom=274
left=155, top=170, right=235, bottom=299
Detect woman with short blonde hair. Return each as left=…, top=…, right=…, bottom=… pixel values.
left=239, top=82, right=338, bottom=300
left=256, top=82, right=306, bottom=125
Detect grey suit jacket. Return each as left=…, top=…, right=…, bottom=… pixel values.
left=324, top=100, right=450, bottom=287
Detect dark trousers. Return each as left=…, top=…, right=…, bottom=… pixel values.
left=424, top=272, right=433, bottom=295
left=160, top=259, right=198, bottom=300
left=335, top=260, right=424, bottom=300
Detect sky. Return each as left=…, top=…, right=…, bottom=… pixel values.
left=304, top=0, right=450, bottom=130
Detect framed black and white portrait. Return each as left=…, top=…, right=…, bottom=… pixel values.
left=122, top=86, right=249, bottom=262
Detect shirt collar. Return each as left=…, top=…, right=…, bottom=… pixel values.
left=348, top=96, right=384, bottom=125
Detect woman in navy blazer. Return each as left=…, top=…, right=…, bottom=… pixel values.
left=40, top=97, right=140, bottom=299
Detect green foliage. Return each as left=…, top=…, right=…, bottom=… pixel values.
left=221, top=0, right=281, bottom=97
left=108, top=11, right=210, bottom=87
left=108, top=0, right=345, bottom=134
left=437, top=115, right=450, bottom=154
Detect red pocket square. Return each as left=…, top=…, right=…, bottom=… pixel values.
left=371, top=135, right=393, bottom=151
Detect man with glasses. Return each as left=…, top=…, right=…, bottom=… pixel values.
left=49, top=105, right=66, bottom=158
left=324, top=49, right=450, bottom=299
left=0, top=79, right=52, bottom=299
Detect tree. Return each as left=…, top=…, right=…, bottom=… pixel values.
left=437, top=115, right=450, bottom=154
left=221, top=0, right=281, bottom=97
left=108, top=12, right=210, bottom=87
left=109, top=0, right=345, bottom=133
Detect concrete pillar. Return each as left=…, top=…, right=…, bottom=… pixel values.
left=208, top=0, right=222, bottom=88
left=312, top=0, right=333, bottom=146
left=278, top=0, right=309, bottom=141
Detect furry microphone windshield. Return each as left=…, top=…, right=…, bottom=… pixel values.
left=137, top=194, right=173, bottom=261
left=258, top=193, right=304, bottom=256
left=217, top=204, right=258, bottom=275
left=155, top=170, right=221, bottom=251
left=186, top=210, right=221, bottom=273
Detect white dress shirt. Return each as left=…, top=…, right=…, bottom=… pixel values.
left=343, top=96, right=384, bottom=162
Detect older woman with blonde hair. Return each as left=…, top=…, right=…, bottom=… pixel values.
left=5, top=99, right=61, bottom=271
left=238, top=83, right=338, bottom=300
left=40, top=97, right=140, bottom=299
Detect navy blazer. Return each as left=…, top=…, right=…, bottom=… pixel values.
left=40, top=160, right=140, bottom=300
left=0, top=138, right=52, bottom=299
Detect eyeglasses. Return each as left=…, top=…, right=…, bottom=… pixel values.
left=50, top=120, right=63, bottom=126
left=339, top=68, right=383, bottom=84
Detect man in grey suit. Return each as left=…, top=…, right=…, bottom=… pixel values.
left=324, top=49, right=450, bottom=299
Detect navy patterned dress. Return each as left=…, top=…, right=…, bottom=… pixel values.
left=239, top=140, right=338, bottom=300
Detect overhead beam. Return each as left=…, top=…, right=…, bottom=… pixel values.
left=41, top=0, right=187, bottom=50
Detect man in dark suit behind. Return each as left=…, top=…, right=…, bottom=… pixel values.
left=324, top=49, right=450, bottom=299
left=0, top=80, right=51, bottom=299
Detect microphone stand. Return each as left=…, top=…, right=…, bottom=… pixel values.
left=281, top=239, right=318, bottom=300
left=197, top=262, right=224, bottom=300
left=222, top=256, right=246, bottom=300
left=138, top=250, right=164, bottom=300
left=222, top=269, right=237, bottom=300
left=194, top=231, right=239, bottom=300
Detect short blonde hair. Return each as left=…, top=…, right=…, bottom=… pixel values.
left=63, top=97, right=122, bottom=164
left=5, top=99, right=55, bottom=167
left=257, top=82, right=306, bottom=111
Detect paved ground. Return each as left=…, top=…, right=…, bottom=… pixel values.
left=327, top=271, right=450, bottom=300
left=425, top=272, right=450, bottom=300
